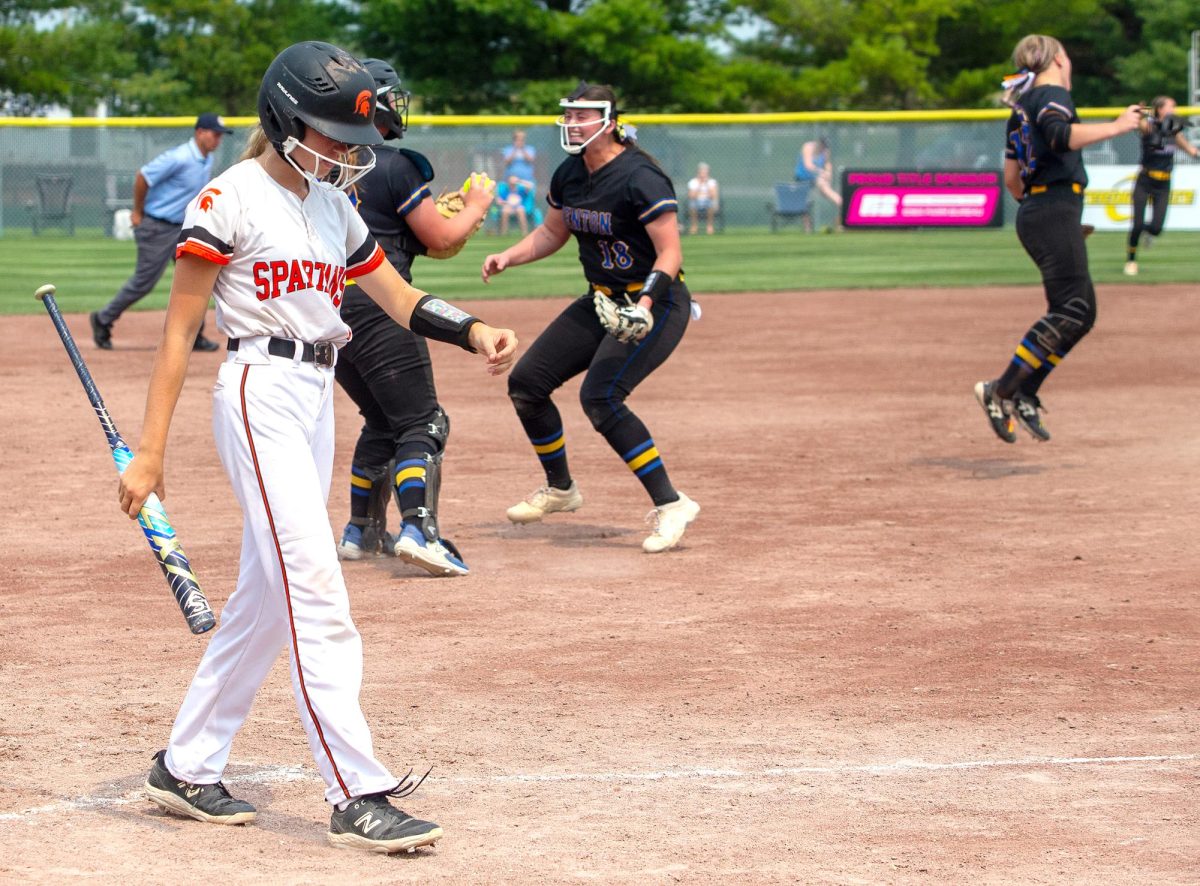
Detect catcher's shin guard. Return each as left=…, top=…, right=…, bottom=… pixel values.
left=349, top=460, right=396, bottom=556
left=396, top=408, right=450, bottom=544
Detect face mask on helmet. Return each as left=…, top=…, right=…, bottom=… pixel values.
left=556, top=99, right=612, bottom=155
left=279, top=137, right=377, bottom=191
left=361, top=57, right=410, bottom=140
left=375, top=82, right=410, bottom=140
left=257, top=41, right=384, bottom=187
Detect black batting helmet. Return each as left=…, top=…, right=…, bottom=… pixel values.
left=361, top=58, right=410, bottom=141
left=258, top=42, right=383, bottom=148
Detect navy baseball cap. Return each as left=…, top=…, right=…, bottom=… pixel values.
left=195, top=113, right=234, bottom=134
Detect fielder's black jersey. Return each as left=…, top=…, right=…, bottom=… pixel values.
left=548, top=148, right=678, bottom=289
left=1005, top=85, right=1086, bottom=193
left=348, top=145, right=433, bottom=285
left=1139, top=128, right=1177, bottom=174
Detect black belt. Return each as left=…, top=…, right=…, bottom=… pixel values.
left=227, top=337, right=336, bottom=368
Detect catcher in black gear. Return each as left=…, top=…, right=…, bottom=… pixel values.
left=336, top=57, right=493, bottom=575
left=481, top=81, right=699, bottom=553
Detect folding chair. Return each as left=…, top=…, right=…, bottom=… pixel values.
left=28, top=173, right=75, bottom=235
left=768, top=181, right=813, bottom=233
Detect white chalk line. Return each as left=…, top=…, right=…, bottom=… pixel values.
left=1, top=753, right=1195, bottom=823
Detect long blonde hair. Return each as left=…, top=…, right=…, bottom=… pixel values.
left=239, top=125, right=271, bottom=162
left=1001, top=35, right=1064, bottom=107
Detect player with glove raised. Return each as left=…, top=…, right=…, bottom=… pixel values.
left=334, top=58, right=494, bottom=575
left=482, top=81, right=699, bottom=553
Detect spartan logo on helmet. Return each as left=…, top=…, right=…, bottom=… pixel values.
left=361, top=58, right=411, bottom=141
left=354, top=89, right=372, bottom=119
left=258, top=41, right=383, bottom=190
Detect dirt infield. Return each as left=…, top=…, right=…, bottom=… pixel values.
left=2, top=285, right=1199, bottom=884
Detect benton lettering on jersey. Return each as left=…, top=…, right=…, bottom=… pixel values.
left=561, top=205, right=613, bottom=236
left=252, top=258, right=348, bottom=306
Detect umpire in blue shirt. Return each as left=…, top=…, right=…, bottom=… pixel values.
left=91, top=112, right=233, bottom=351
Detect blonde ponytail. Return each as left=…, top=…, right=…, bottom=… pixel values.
left=238, top=125, right=271, bottom=162
left=1001, top=35, right=1064, bottom=107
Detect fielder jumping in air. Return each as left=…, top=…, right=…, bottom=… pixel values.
left=974, top=35, right=1140, bottom=443
left=117, top=42, right=516, bottom=853
left=482, top=82, right=699, bottom=552
left=334, top=57, right=495, bottom=576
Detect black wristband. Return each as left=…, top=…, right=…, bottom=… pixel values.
left=641, top=269, right=672, bottom=301
left=408, top=294, right=480, bottom=352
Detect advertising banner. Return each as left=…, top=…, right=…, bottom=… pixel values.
left=1082, top=165, right=1200, bottom=231
left=842, top=170, right=1004, bottom=228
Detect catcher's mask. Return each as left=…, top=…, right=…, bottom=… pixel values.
left=362, top=57, right=410, bottom=141
left=557, top=83, right=613, bottom=155
left=258, top=41, right=382, bottom=190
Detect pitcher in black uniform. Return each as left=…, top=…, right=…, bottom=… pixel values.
left=974, top=35, right=1140, bottom=444
left=1124, top=95, right=1199, bottom=276
left=335, top=58, right=494, bottom=574
left=481, top=82, right=699, bottom=553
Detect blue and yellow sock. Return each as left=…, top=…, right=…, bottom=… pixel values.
left=528, top=428, right=572, bottom=489
left=394, top=458, right=426, bottom=528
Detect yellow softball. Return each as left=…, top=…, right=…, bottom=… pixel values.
left=462, top=173, right=493, bottom=192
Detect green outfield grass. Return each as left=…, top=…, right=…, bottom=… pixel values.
left=1, top=226, right=1195, bottom=316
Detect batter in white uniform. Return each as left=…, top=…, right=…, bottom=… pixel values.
left=117, top=42, right=517, bottom=854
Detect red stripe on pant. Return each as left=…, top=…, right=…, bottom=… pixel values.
left=239, top=365, right=350, bottom=800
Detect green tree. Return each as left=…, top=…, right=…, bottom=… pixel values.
left=355, top=0, right=737, bottom=113
left=0, top=0, right=352, bottom=115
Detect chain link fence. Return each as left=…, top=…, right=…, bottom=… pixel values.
left=2, top=112, right=1195, bottom=237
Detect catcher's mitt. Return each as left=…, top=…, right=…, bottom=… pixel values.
left=593, top=290, right=653, bottom=344
left=426, top=188, right=485, bottom=260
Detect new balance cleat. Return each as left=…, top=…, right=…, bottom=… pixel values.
left=643, top=492, right=700, bottom=553
left=395, top=523, right=468, bottom=577
left=337, top=523, right=367, bottom=561
left=506, top=481, right=583, bottom=524
left=1123, top=261, right=1138, bottom=276
left=144, top=750, right=256, bottom=825
left=1013, top=392, right=1051, bottom=442
left=337, top=523, right=395, bottom=560
left=328, top=793, right=442, bottom=854
left=974, top=380, right=1017, bottom=444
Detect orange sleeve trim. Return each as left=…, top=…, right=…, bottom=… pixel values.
left=177, top=240, right=231, bottom=266
left=347, top=243, right=385, bottom=278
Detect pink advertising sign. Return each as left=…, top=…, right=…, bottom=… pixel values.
left=842, top=171, right=1004, bottom=227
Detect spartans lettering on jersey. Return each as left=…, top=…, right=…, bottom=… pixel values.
left=561, top=205, right=613, bottom=236
left=252, top=259, right=348, bottom=306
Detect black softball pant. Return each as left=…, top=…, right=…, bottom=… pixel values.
left=1127, top=173, right=1171, bottom=251
left=335, top=285, right=441, bottom=469
left=508, top=281, right=691, bottom=434
left=997, top=190, right=1096, bottom=399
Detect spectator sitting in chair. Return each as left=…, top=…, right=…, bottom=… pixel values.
left=501, top=129, right=536, bottom=191
left=497, top=174, right=535, bottom=236
left=686, top=163, right=719, bottom=235
left=795, top=137, right=842, bottom=212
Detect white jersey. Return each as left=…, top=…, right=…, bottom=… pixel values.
left=177, top=159, right=385, bottom=346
